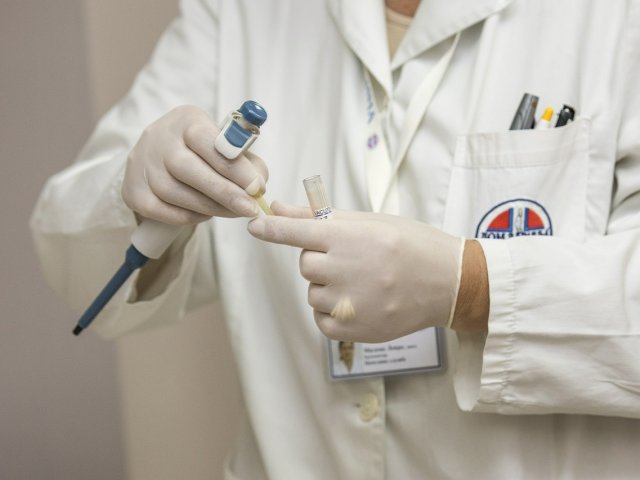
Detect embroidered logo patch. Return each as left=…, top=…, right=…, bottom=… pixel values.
left=475, top=199, right=553, bottom=239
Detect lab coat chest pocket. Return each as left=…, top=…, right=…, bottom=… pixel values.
left=442, top=118, right=591, bottom=241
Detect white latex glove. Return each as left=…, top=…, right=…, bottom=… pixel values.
left=248, top=202, right=465, bottom=343
left=123, top=105, right=268, bottom=225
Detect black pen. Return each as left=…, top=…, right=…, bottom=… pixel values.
left=555, top=105, right=576, bottom=127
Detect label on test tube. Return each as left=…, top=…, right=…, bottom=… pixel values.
left=303, top=175, right=333, bottom=220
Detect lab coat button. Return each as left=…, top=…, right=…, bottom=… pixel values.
left=358, top=393, right=379, bottom=422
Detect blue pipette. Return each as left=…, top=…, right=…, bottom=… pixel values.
left=73, top=100, right=268, bottom=336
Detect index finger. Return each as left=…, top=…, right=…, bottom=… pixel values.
left=184, top=120, right=265, bottom=194
left=247, top=216, right=330, bottom=252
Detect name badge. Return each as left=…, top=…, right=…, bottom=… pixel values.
left=328, top=328, right=444, bottom=380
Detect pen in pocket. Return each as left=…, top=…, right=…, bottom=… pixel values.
left=510, top=93, right=576, bottom=130
left=535, top=107, right=554, bottom=130
left=509, top=93, right=539, bottom=130
left=555, top=105, right=576, bottom=127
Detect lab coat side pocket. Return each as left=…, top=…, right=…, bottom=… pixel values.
left=442, top=117, right=591, bottom=242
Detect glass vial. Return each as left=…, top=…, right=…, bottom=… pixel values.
left=303, top=175, right=333, bottom=220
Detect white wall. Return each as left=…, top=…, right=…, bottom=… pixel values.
left=1, top=1, right=243, bottom=478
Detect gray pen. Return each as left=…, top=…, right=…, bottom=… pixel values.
left=509, top=93, right=539, bottom=130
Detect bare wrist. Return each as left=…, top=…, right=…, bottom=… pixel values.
left=451, top=240, right=489, bottom=331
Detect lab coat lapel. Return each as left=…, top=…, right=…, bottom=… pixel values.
left=391, top=0, right=512, bottom=69
left=327, top=0, right=392, bottom=96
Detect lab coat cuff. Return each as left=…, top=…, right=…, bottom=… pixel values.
left=454, top=239, right=516, bottom=412
left=32, top=152, right=136, bottom=234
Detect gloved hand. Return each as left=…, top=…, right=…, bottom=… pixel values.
left=122, top=105, right=268, bottom=225
left=248, top=202, right=467, bottom=343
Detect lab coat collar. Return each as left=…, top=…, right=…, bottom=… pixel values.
left=392, top=0, right=512, bottom=69
left=327, top=0, right=392, bottom=95
left=327, top=0, right=513, bottom=93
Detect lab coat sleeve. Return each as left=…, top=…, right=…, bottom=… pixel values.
left=30, top=0, right=220, bottom=339
left=454, top=28, right=640, bottom=417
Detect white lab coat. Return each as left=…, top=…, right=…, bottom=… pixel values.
left=31, top=0, right=640, bottom=478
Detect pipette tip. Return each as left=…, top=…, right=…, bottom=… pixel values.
left=254, top=194, right=273, bottom=215
left=73, top=325, right=84, bottom=336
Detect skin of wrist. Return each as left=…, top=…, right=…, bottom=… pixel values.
left=450, top=239, right=490, bottom=331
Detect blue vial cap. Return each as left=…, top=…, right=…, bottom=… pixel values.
left=239, top=100, right=267, bottom=127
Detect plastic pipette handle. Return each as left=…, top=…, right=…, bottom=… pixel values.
left=131, top=220, right=184, bottom=259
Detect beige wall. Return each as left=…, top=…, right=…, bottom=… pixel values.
left=83, top=0, right=177, bottom=115
left=0, top=1, right=125, bottom=478
left=2, top=1, right=242, bottom=478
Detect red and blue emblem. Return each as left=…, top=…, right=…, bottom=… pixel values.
left=475, top=199, right=552, bottom=239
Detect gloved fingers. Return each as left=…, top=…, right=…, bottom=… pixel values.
left=247, top=215, right=330, bottom=251
left=329, top=209, right=383, bottom=222
left=165, top=150, right=258, bottom=217
left=271, top=201, right=314, bottom=219
left=270, top=203, right=369, bottom=221
left=184, top=121, right=267, bottom=195
left=307, top=283, right=335, bottom=313
left=299, top=249, right=331, bottom=284
left=308, top=284, right=357, bottom=323
left=245, top=151, right=269, bottom=183
left=313, top=311, right=347, bottom=341
left=149, top=181, right=241, bottom=219
left=269, top=203, right=387, bottom=223
left=128, top=185, right=211, bottom=225
left=145, top=162, right=236, bottom=217
left=122, top=158, right=207, bottom=224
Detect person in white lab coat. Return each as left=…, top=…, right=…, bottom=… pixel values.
left=31, top=0, right=640, bottom=478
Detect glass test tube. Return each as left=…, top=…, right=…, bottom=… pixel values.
left=303, top=175, right=333, bottom=220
